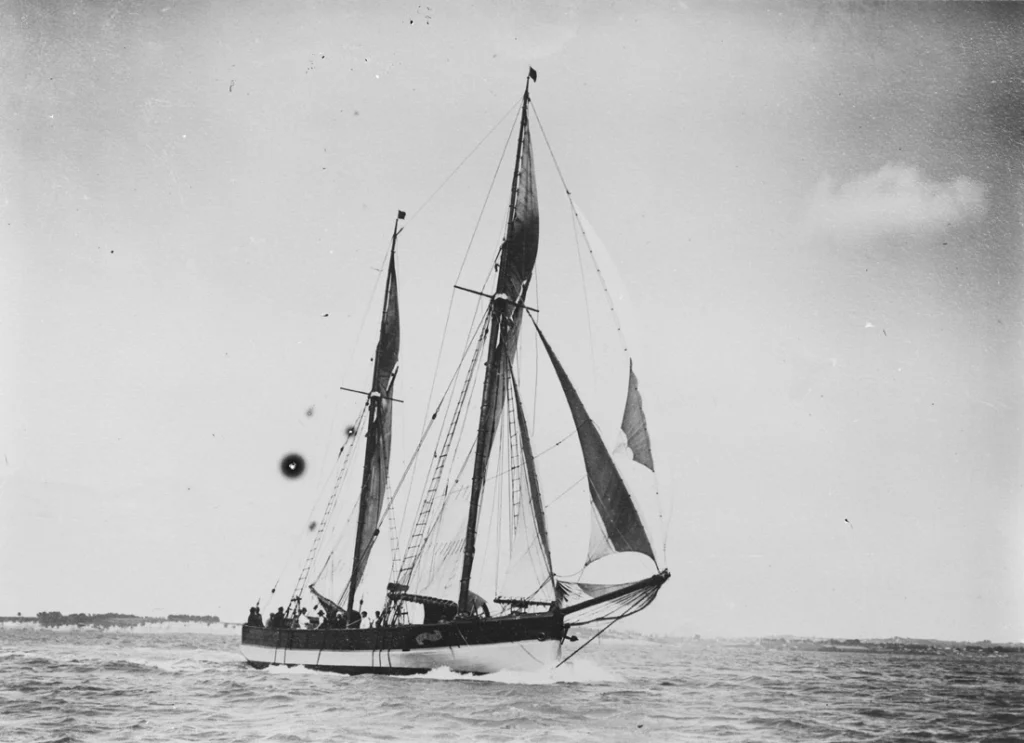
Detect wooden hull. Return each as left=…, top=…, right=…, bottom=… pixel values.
left=240, top=612, right=565, bottom=675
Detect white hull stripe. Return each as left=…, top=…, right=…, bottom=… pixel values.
left=240, top=638, right=562, bottom=675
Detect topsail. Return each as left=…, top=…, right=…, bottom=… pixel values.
left=496, top=119, right=539, bottom=310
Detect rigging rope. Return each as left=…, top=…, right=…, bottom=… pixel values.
left=556, top=614, right=624, bottom=669
left=530, top=102, right=672, bottom=564
left=334, top=250, right=391, bottom=411
left=402, top=98, right=520, bottom=229
left=556, top=584, right=660, bottom=668
left=303, top=404, right=370, bottom=591
left=265, top=402, right=368, bottom=607
left=395, top=312, right=489, bottom=580
left=420, top=100, right=521, bottom=427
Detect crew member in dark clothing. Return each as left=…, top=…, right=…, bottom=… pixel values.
left=269, top=607, right=285, bottom=628
left=246, top=606, right=264, bottom=627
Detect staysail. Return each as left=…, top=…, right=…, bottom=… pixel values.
left=621, top=361, right=655, bottom=471
left=458, top=75, right=540, bottom=613
left=346, top=214, right=402, bottom=614
left=535, top=327, right=656, bottom=563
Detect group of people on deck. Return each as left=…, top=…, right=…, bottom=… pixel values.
left=245, top=605, right=385, bottom=630
left=244, top=591, right=492, bottom=630
left=315, top=608, right=384, bottom=630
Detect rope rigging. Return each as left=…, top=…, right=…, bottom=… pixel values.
left=529, top=101, right=672, bottom=562
left=556, top=583, right=659, bottom=668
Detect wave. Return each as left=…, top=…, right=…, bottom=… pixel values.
left=395, top=656, right=622, bottom=686
left=266, top=664, right=317, bottom=675
left=4, top=630, right=1019, bottom=742
left=120, top=657, right=197, bottom=674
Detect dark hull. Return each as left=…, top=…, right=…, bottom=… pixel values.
left=240, top=612, right=565, bottom=675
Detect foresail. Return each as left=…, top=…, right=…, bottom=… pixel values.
left=587, top=365, right=653, bottom=563
left=348, top=248, right=400, bottom=604
left=349, top=404, right=389, bottom=595
left=536, top=327, right=656, bottom=563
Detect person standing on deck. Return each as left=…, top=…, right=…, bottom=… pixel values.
left=246, top=607, right=263, bottom=627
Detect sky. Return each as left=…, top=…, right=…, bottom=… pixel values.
left=1, top=1, right=1021, bottom=641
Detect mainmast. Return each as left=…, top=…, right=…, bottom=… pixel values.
left=346, top=210, right=404, bottom=619
left=458, top=69, right=538, bottom=614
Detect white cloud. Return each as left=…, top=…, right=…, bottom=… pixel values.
left=803, top=164, right=988, bottom=239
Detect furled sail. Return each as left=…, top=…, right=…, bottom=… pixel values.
left=309, top=585, right=344, bottom=617
left=536, top=327, right=656, bottom=562
left=347, top=237, right=401, bottom=611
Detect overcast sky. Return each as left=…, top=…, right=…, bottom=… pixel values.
left=1, top=1, right=1021, bottom=642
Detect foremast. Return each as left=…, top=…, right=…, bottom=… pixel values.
left=346, top=210, right=404, bottom=619
left=458, top=69, right=540, bottom=615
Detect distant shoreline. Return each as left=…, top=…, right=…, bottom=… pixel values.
left=2, top=616, right=1018, bottom=653
left=596, top=630, right=1023, bottom=655
left=0, top=612, right=225, bottom=629
left=704, top=636, right=1019, bottom=655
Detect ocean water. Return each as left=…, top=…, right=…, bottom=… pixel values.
left=1, top=626, right=1020, bottom=742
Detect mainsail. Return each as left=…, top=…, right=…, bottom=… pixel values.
left=346, top=214, right=402, bottom=614
left=458, top=76, right=539, bottom=613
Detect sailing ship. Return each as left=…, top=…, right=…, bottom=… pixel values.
left=240, top=69, right=670, bottom=675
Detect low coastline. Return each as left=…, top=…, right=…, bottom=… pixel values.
left=0, top=612, right=230, bottom=632
left=3, top=614, right=1017, bottom=654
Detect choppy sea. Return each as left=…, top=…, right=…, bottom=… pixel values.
left=1, top=625, right=1020, bottom=742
